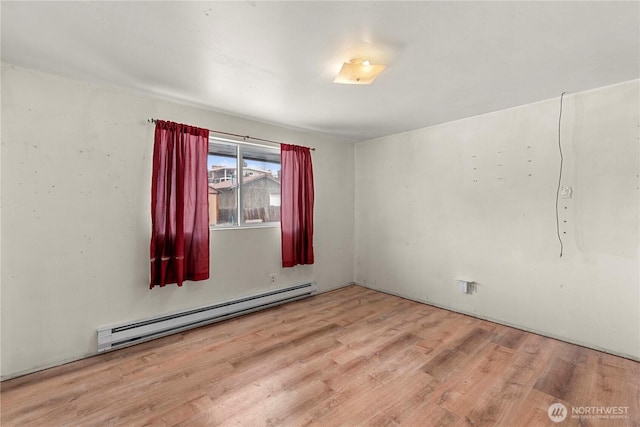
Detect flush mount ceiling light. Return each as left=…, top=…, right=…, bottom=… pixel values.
left=333, top=58, right=386, bottom=85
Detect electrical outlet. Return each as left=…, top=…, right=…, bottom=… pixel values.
left=458, top=280, right=475, bottom=294
left=459, top=280, right=470, bottom=294
left=270, top=274, right=276, bottom=287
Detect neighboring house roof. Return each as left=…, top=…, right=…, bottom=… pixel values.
left=210, top=166, right=271, bottom=174
left=210, top=173, right=280, bottom=191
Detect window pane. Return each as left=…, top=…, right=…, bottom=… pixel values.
left=208, top=141, right=238, bottom=226
left=241, top=146, right=281, bottom=224
left=207, top=138, right=281, bottom=228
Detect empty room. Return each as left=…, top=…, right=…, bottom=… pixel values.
left=1, top=1, right=638, bottom=426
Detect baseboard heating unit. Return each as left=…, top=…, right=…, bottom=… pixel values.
left=97, top=281, right=317, bottom=352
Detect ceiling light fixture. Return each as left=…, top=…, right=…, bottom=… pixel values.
left=333, top=58, right=385, bottom=85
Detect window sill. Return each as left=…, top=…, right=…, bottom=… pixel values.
left=210, top=223, right=280, bottom=231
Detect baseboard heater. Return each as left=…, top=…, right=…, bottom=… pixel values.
left=97, top=281, right=317, bottom=352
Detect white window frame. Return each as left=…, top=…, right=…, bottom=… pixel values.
left=208, top=136, right=281, bottom=230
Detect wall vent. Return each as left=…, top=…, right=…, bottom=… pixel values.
left=97, top=282, right=317, bottom=352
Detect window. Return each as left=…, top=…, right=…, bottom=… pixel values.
left=269, top=193, right=281, bottom=207
left=208, top=138, right=281, bottom=228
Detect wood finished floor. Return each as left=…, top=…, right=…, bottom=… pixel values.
left=1, top=285, right=639, bottom=426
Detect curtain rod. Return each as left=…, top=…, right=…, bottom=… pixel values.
left=147, top=118, right=315, bottom=151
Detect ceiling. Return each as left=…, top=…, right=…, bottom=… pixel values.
left=2, top=1, right=638, bottom=142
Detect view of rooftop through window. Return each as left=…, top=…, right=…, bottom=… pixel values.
left=207, top=155, right=280, bottom=175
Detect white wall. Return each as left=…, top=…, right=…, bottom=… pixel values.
left=355, top=80, right=640, bottom=360
left=1, top=63, right=355, bottom=379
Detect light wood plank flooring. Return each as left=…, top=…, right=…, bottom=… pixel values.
left=1, top=285, right=639, bottom=426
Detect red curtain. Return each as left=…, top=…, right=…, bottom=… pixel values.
left=280, top=144, right=314, bottom=267
left=150, top=120, right=210, bottom=288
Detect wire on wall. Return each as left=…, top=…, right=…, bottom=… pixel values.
left=555, top=92, right=567, bottom=258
